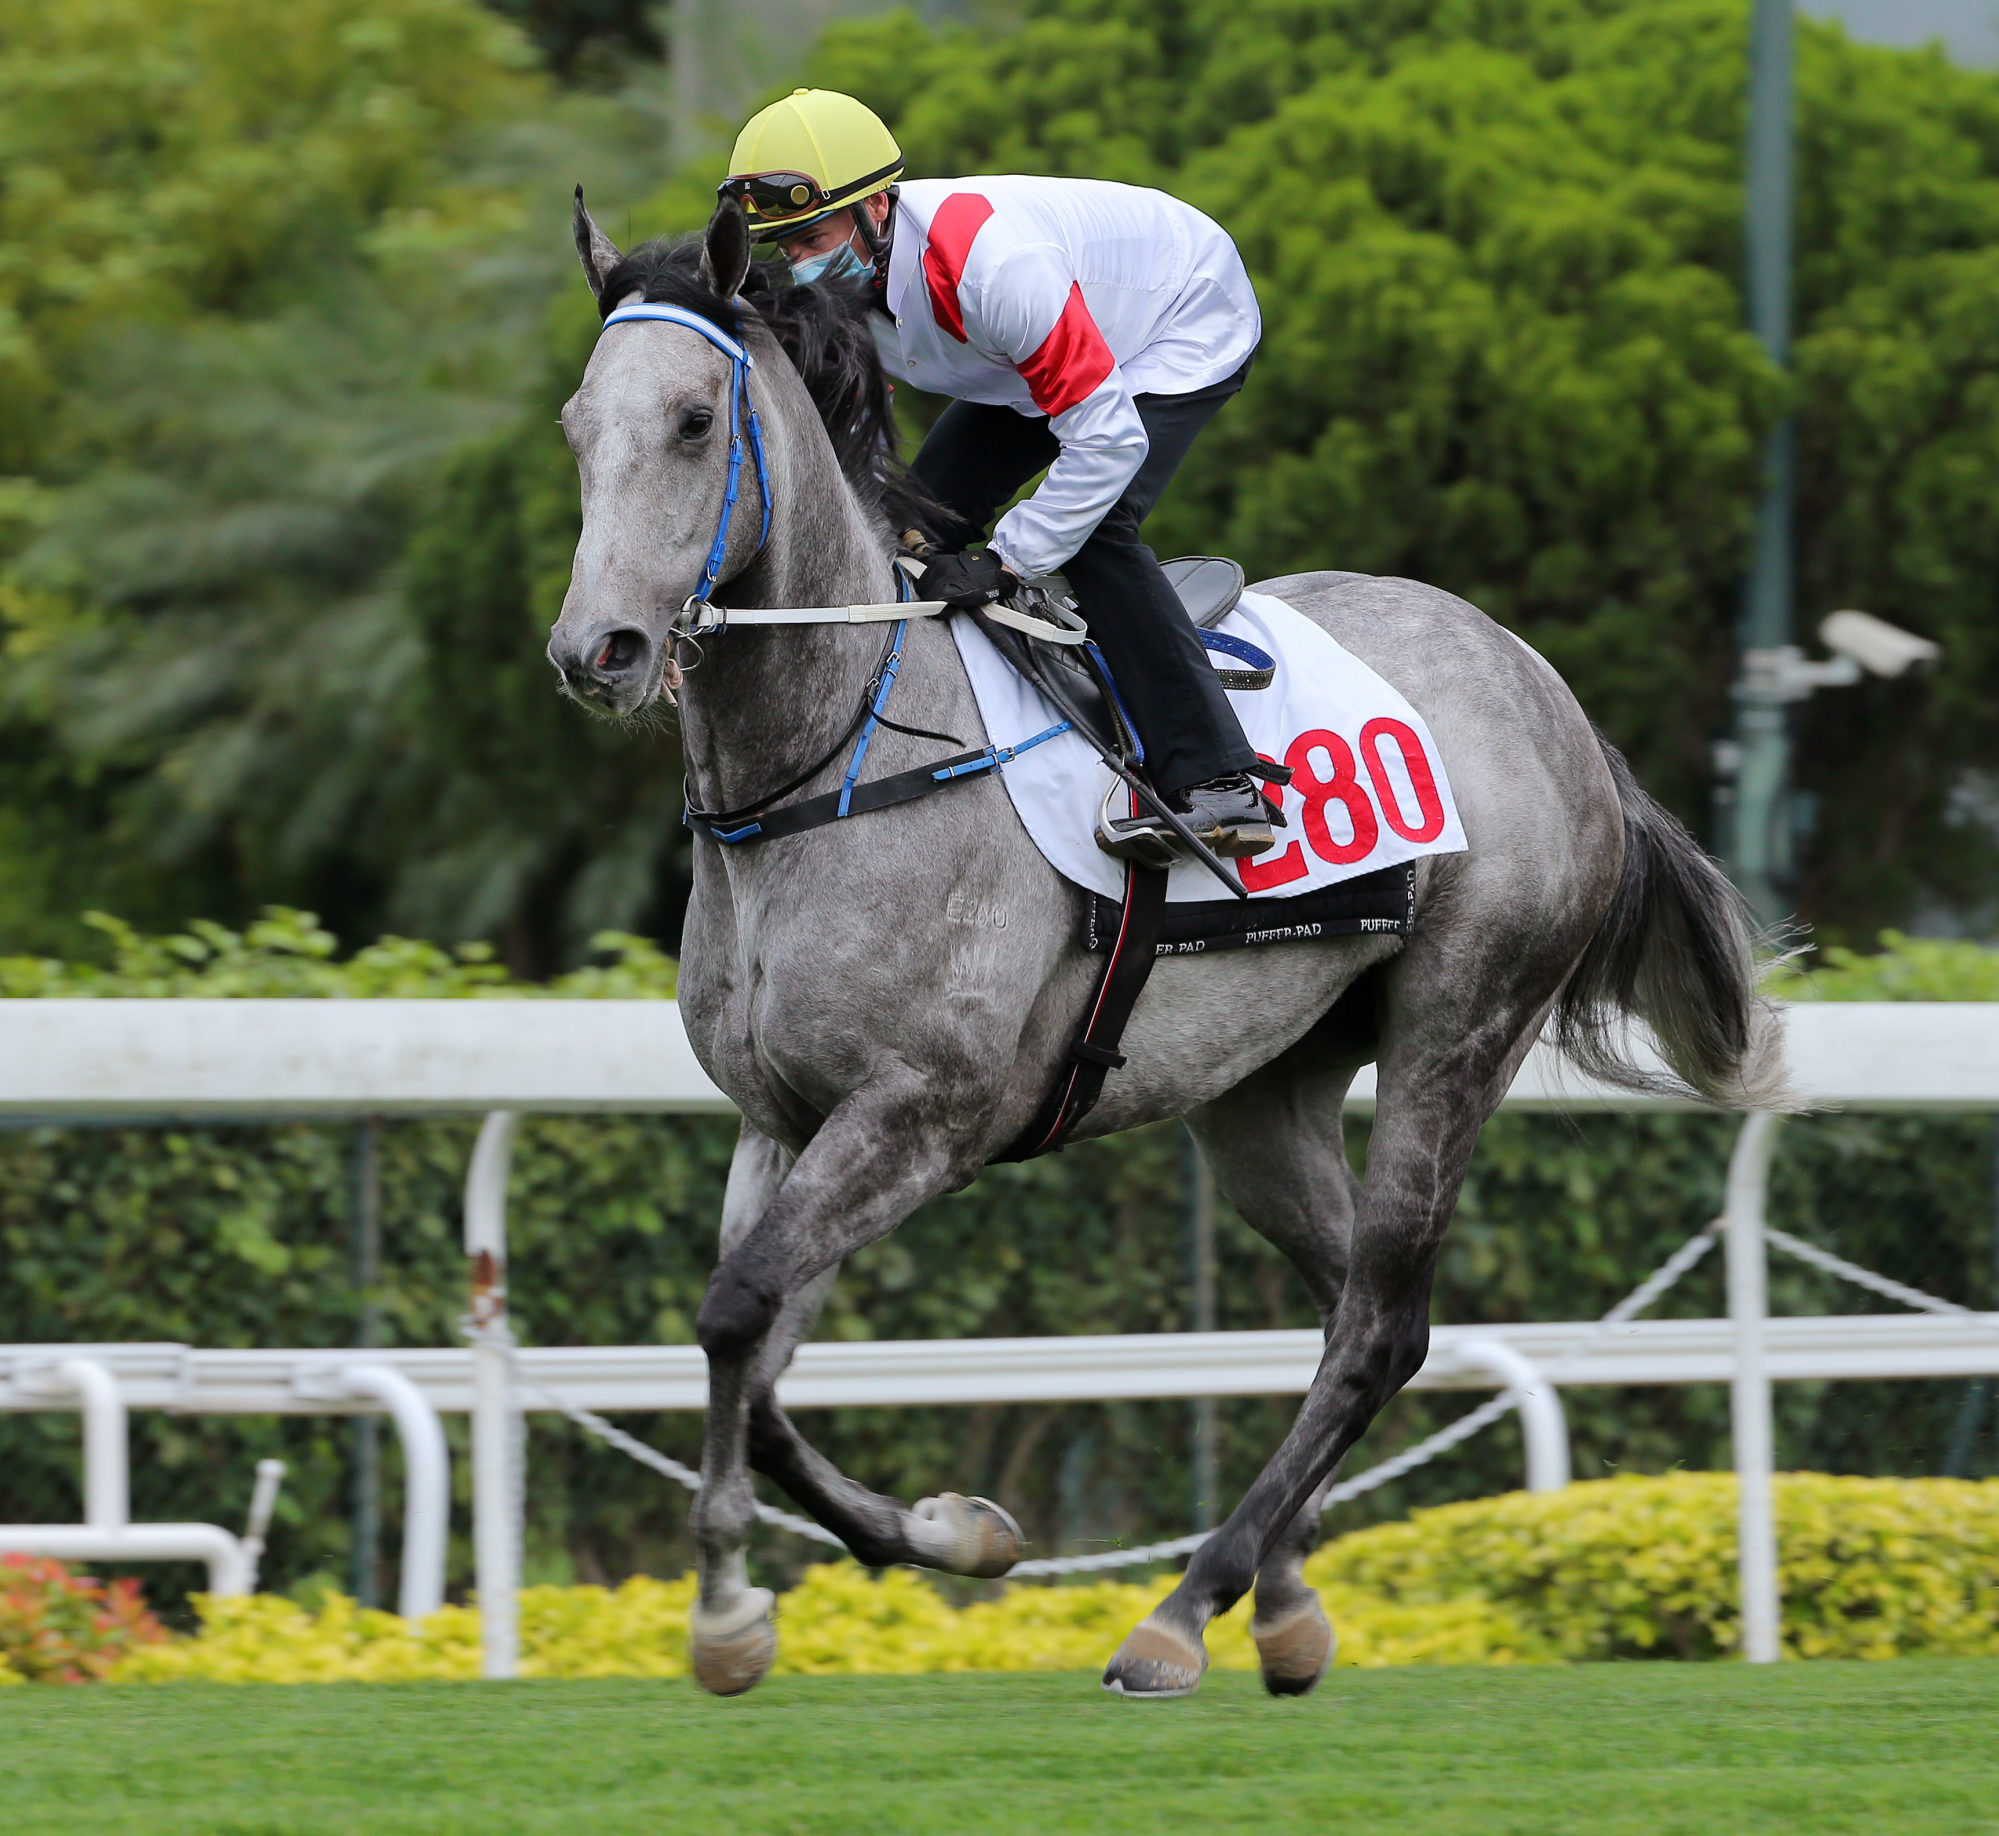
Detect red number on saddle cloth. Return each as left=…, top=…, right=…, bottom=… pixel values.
left=1358, top=717, right=1446, bottom=843
left=1240, top=752, right=1307, bottom=892
left=1290, top=728, right=1377, bottom=865
left=1240, top=730, right=1382, bottom=890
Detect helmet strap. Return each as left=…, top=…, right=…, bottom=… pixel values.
left=852, top=187, right=896, bottom=291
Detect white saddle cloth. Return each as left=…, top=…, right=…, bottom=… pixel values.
left=950, top=589, right=1468, bottom=903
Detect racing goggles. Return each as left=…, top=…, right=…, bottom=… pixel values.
left=718, top=161, right=902, bottom=238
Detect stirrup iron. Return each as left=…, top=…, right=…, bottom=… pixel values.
left=1094, top=780, right=1180, bottom=869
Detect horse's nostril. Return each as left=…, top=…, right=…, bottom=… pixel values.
left=593, top=628, right=647, bottom=676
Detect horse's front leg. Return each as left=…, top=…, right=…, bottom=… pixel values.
left=746, top=1336, right=1023, bottom=1578
left=687, top=1094, right=972, bottom=1696
left=715, top=1123, right=1022, bottom=1579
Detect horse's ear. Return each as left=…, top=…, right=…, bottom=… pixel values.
left=573, top=186, right=623, bottom=298
left=699, top=196, right=752, bottom=300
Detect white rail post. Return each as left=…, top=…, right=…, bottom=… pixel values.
left=240, top=1459, right=286, bottom=1593
left=466, top=1110, right=520, bottom=1679
left=340, top=1365, right=450, bottom=1621
left=1452, top=1339, right=1570, bottom=1492
left=1724, top=1110, right=1784, bottom=1663
left=57, top=1358, right=129, bottom=1530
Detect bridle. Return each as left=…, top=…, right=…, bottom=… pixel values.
left=597, top=303, right=774, bottom=629
left=584, top=300, right=1143, bottom=862
left=592, top=301, right=1088, bottom=643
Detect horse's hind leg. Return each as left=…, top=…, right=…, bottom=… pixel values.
left=1186, top=1046, right=1368, bottom=1696
left=1104, top=960, right=1565, bottom=1699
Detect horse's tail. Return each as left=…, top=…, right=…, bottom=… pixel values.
left=1552, top=733, right=1793, bottom=1110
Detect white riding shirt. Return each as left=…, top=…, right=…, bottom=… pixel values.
left=874, top=176, right=1261, bottom=581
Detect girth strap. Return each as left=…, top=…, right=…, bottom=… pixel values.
left=993, top=856, right=1171, bottom=1162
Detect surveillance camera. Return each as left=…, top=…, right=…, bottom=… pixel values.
left=1818, top=610, right=1941, bottom=679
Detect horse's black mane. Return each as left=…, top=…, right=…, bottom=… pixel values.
left=594, top=237, right=946, bottom=543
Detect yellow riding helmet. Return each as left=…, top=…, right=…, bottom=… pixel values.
left=720, top=89, right=903, bottom=241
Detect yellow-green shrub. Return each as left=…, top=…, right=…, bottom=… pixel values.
left=110, top=1579, right=695, bottom=1685
left=105, top=1473, right=1999, bottom=1683
left=108, top=1566, right=1526, bottom=1684
left=1307, top=1472, right=1999, bottom=1660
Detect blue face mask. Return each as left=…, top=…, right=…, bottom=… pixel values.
left=789, top=239, right=873, bottom=294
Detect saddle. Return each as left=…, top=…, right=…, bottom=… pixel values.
left=1023, top=556, right=1252, bottom=742
left=1161, top=554, right=1247, bottom=629
left=979, top=556, right=1271, bottom=775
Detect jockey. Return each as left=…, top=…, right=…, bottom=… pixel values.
left=720, top=89, right=1274, bottom=862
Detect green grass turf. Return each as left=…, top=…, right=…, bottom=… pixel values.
left=3, top=1663, right=1995, bottom=1835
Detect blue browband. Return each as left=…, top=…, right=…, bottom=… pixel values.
left=598, top=302, right=773, bottom=610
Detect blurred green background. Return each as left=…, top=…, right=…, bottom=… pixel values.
left=6, top=0, right=1999, bottom=965
left=3, top=0, right=1998, bottom=1614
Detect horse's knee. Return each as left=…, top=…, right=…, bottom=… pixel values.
left=697, top=1257, right=783, bottom=1354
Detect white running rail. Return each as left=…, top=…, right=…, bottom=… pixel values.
left=0, top=1356, right=253, bottom=1595
left=12, top=1313, right=1999, bottom=1415
left=0, top=999, right=1991, bottom=1120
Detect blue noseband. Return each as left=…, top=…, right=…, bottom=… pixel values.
left=598, top=303, right=773, bottom=615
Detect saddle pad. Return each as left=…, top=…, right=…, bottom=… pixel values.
left=1086, top=862, right=1414, bottom=955
left=950, top=588, right=1468, bottom=904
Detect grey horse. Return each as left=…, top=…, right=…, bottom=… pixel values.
left=547, top=198, right=1787, bottom=1700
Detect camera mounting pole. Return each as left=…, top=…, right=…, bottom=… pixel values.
left=1720, top=0, right=1798, bottom=928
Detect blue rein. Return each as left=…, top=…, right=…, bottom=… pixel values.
left=598, top=303, right=773, bottom=612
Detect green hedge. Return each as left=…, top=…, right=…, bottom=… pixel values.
left=0, top=917, right=1994, bottom=1616
left=0, top=909, right=678, bottom=998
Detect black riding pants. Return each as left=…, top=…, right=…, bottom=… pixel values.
left=910, top=364, right=1259, bottom=797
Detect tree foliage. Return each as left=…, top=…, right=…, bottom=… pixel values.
left=798, top=0, right=1999, bottom=937
left=0, top=0, right=676, bottom=965
left=0, top=0, right=538, bottom=472
left=6, top=0, right=1998, bottom=957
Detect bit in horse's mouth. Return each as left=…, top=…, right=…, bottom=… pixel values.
left=595, top=630, right=645, bottom=674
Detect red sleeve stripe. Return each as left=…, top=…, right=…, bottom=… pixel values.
left=920, top=192, right=993, bottom=344
left=1019, top=282, right=1116, bottom=418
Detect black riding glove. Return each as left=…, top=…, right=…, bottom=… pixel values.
left=921, top=549, right=1017, bottom=609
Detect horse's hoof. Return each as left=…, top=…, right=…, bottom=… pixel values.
left=1251, top=1596, right=1335, bottom=1697
left=912, top=1492, right=1024, bottom=1578
left=1100, top=1614, right=1208, bottom=1699
left=688, top=1587, right=776, bottom=1696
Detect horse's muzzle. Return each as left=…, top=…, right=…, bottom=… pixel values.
left=548, top=623, right=657, bottom=713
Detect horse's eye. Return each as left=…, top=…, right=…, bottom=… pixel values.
left=680, top=408, right=714, bottom=441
